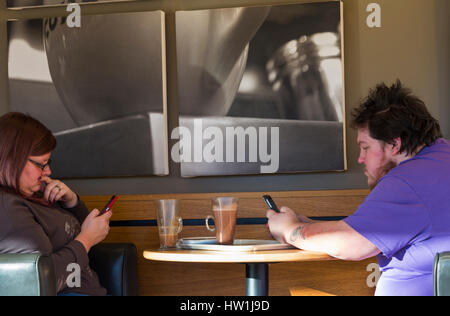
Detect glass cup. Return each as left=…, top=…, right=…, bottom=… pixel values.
left=156, top=199, right=183, bottom=248
left=205, top=197, right=238, bottom=245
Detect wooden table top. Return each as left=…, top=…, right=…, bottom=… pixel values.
left=143, top=248, right=334, bottom=264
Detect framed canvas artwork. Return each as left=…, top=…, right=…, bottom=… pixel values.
left=8, top=11, right=168, bottom=177
left=175, top=1, right=346, bottom=177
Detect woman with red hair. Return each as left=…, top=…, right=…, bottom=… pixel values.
left=0, top=112, right=111, bottom=295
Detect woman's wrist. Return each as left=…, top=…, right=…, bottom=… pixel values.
left=63, top=193, right=79, bottom=209
left=75, top=233, right=92, bottom=253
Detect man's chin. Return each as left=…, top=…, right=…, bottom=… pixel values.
left=367, top=162, right=397, bottom=190
left=368, top=180, right=377, bottom=191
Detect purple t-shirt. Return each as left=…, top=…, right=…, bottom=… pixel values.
left=344, top=138, right=450, bottom=296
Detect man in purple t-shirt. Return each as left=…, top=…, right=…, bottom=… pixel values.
left=266, top=80, right=450, bottom=296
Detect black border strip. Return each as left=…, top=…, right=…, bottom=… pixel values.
left=110, top=216, right=346, bottom=227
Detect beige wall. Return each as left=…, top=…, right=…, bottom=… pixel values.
left=342, top=0, right=449, bottom=173
left=0, top=0, right=448, bottom=195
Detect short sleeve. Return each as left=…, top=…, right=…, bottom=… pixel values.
left=344, top=176, right=431, bottom=258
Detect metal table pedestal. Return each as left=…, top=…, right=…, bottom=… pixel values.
left=246, top=263, right=269, bottom=296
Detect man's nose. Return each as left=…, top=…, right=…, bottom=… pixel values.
left=357, top=152, right=365, bottom=165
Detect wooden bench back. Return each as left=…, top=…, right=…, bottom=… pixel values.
left=82, top=190, right=376, bottom=296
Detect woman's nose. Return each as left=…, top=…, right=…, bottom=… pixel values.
left=42, top=166, right=51, bottom=176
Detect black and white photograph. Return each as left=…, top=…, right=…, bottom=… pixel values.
left=7, top=10, right=168, bottom=178
left=175, top=1, right=346, bottom=177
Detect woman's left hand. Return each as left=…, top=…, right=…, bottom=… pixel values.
left=40, top=176, right=78, bottom=208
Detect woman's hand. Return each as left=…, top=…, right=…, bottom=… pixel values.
left=40, top=176, right=78, bottom=208
left=75, top=209, right=112, bottom=253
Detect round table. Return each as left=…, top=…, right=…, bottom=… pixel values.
left=143, top=248, right=334, bottom=296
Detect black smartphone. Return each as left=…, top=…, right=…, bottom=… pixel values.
left=99, top=195, right=118, bottom=216
left=263, top=195, right=280, bottom=213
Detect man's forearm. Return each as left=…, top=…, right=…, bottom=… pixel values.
left=289, top=225, right=307, bottom=243
left=284, top=220, right=380, bottom=261
left=284, top=221, right=347, bottom=259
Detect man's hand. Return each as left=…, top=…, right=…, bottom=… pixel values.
left=266, top=206, right=305, bottom=244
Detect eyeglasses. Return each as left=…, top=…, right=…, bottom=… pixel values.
left=28, top=158, right=52, bottom=171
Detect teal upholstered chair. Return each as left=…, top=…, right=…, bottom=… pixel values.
left=0, top=243, right=139, bottom=296
left=0, top=253, right=56, bottom=296
left=434, top=252, right=450, bottom=296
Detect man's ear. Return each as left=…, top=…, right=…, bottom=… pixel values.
left=390, top=137, right=402, bottom=155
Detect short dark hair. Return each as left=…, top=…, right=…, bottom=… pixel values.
left=351, top=80, right=442, bottom=155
